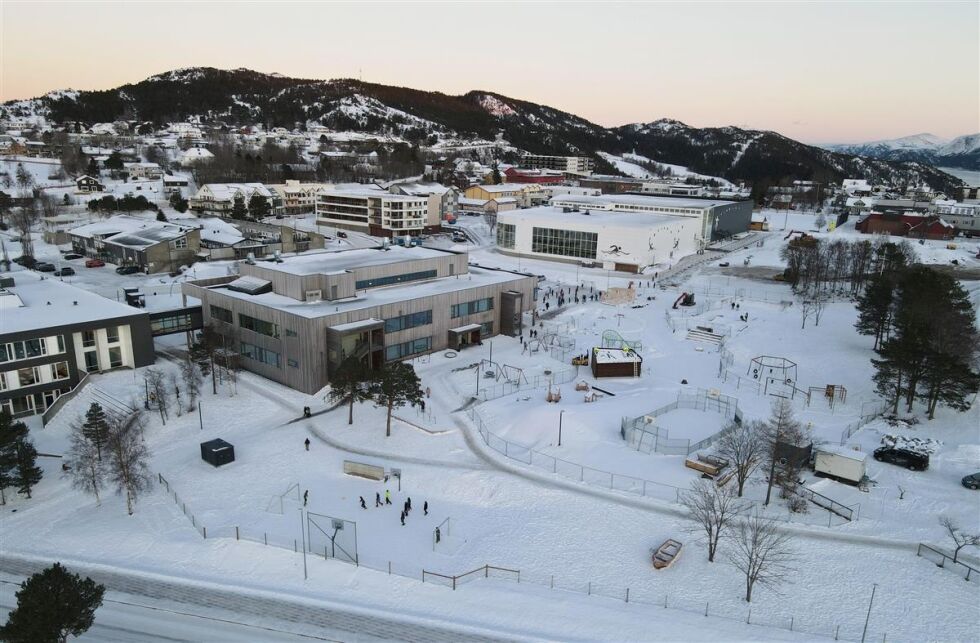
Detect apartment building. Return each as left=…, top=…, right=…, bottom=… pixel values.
left=520, top=154, right=595, bottom=174
left=268, top=180, right=333, bottom=215
left=69, top=215, right=201, bottom=274
left=0, top=274, right=154, bottom=418
left=315, top=188, right=428, bottom=237
left=182, top=246, right=536, bottom=393
left=388, top=182, right=460, bottom=230
left=189, top=183, right=284, bottom=217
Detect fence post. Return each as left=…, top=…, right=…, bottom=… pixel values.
left=202, top=526, right=206, bottom=539
left=325, top=546, right=328, bottom=560
left=747, top=609, right=751, bottom=624
left=235, top=526, right=239, bottom=540
left=664, top=594, right=667, bottom=608
left=835, top=624, right=840, bottom=640
left=550, top=575, right=554, bottom=589
left=588, top=581, right=591, bottom=595
left=294, top=539, right=297, bottom=552
left=264, top=532, right=267, bottom=545
left=790, top=616, right=793, bottom=631
left=705, top=602, right=709, bottom=617
left=485, top=565, right=489, bottom=578
left=452, top=576, right=456, bottom=591
left=388, top=561, right=391, bottom=575
left=625, top=587, right=629, bottom=603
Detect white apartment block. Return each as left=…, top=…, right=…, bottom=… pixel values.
left=315, top=189, right=428, bottom=237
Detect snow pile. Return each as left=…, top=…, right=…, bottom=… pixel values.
left=880, top=434, right=942, bottom=455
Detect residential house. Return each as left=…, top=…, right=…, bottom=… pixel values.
left=189, top=183, right=284, bottom=217
left=855, top=212, right=956, bottom=240
left=124, top=162, right=163, bottom=180
left=463, top=183, right=541, bottom=208
left=268, top=180, right=333, bottom=215
left=69, top=215, right=201, bottom=273
left=75, top=175, right=105, bottom=194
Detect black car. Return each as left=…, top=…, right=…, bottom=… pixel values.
left=62, top=252, right=83, bottom=260
left=35, top=262, right=56, bottom=272
left=873, top=447, right=929, bottom=471
left=115, top=265, right=141, bottom=275
left=54, top=267, right=75, bottom=277
left=962, top=473, right=980, bottom=490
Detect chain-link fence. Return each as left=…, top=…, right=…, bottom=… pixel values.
left=621, top=389, right=742, bottom=456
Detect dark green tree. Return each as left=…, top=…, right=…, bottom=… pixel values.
left=231, top=194, right=247, bottom=220
left=14, top=441, right=42, bottom=498
left=169, top=192, right=188, bottom=213
left=86, top=158, right=99, bottom=176
left=156, top=210, right=168, bottom=222
left=81, top=403, right=110, bottom=462
left=103, top=151, right=124, bottom=171
left=190, top=323, right=223, bottom=395
left=0, top=562, right=105, bottom=643
left=247, top=193, right=270, bottom=219
left=855, top=274, right=895, bottom=351
left=0, top=410, right=29, bottom=505
left=491, top=162, right=502, bottom=185
left=327, top=357, right=374, bottom=425
left=370, top=362, right=424, bottom=437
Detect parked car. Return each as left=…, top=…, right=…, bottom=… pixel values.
left=873, top=447, right=929, bottom=471
left=54, top=267, right=75, bottom=277
left=13, top=256, right=37, bottom=268
left=35, top=262, right=56, bottom=272
left=961, top=472, right=980, bottom=490
left=85, top=258, right=105, bottom=268
left=115, top=265, right=141, bottom=275
left=336, top=231, right=348, bottom=238
left=62, top=252, right=83, bottom=260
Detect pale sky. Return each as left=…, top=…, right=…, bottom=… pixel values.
left=1, top=1, right=977, bottom=143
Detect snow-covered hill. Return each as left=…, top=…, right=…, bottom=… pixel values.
left=825, top=132, right=980, bottom=170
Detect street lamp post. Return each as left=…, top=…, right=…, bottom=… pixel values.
left=558, top=410, right=565, bottom=447
left=860, top=583, right=877, bottom=643
left=299, top=507, right=308, bottom=580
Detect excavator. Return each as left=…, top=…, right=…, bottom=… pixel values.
left=672, top=292, right=695, bottom=309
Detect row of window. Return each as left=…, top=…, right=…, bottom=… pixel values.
left=82, top=327, right=120, bottom=348
left=240, top=341, right=280, bottom=369
left=355, top=269, right=437, bottom=290
left=151, top=313, right=195, bottom=334
left=385, top=336, right=432, bottom=361
left=384, top=310, right=432, bottom=334
left=496, top=223, right=516, bottom=249
left=531, top=227, right=598, bottom=260
left=450, top=297, right=494, bottom=319
left=210, top=305, right=234, bottom=324
left=239, top=313, right=280, bottom=339
left=0, top=336, right=65, bottom=364
left=0, top=361, right=70, bottom=390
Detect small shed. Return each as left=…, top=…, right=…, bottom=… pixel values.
left=590, top=347, right=642, bottom=378
left=200, top=438, right=235, bottom=467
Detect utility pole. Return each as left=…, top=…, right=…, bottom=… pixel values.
left=558, top=410, right=565, bottom=447
left=860, top=583, right=877, bottom=643
left=299, top=507, right=308, bottom=580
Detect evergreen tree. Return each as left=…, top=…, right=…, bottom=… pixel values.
left=103, top=151, right=124, bottom=171
left=327, top=357, right=374, bottom=425
left=369, top=362, right=424, bottom=437
left=190, top=323, right=223, bottom=395
left=231, top=194, right=247, bottom=220
left=156, top=210, right=168, bottom=222
left=81, top=403, right=110, bottom=462
left=169, top=192, right=188, bottom=213
left=0, top=562, right=105, bottom=643
left=491, top=162, right=502, bottom=185
left=14, top=441, right=42, bottom=498
left=0, top=410, right=29, bottom=505
left=247, top=193, right=270, bottom=219
left=86, top=158, right=100, bottom=176
left=855, top=273, right=896, bottom=351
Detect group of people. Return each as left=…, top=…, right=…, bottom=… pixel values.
left=355, top=489, right=429, bottom=527
left=539, top=285, right=602, bottom=312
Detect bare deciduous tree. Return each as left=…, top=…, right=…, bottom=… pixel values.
left=179, top=354, right=201, bottom=412
left=63, top=427, right=105, bottom=506
left=144, top=368, right=169, bottom=425
left=940, top=516, right=980, bottom=563
left=9, top=203, right=38, bottom=259
left=104, top=412, right=152, bottom=515
left=728, top=513, right=796, bottom=603
left=680, top=480, right=745, bottom=562
left=716, top=420, right=765, bottom=497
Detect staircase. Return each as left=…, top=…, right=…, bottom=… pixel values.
left=685, top=328, right=725, bottom=345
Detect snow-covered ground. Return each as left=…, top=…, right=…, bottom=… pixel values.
left=2, top=202, right=978, bottom=641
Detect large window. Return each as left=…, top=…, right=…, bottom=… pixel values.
left=152, top=312, right=194, bottom=334
left=239, top=313, right=280, bottom=339
left=210, top=305, right=233, bottom=324
left=0, top=338, right=52, bottom=363
left=480, top=321, right=494, bottom=338
left=17, top=366, right=38, bottom=387
left=451, top=297, right=494, bottom=319
left=384, top=310, right=432, bottom=333
left=496, top=223, right=515, bottom=249
left=531, top=227, right=597, bottom=259
left=82, top=331, right=96, bottom=348
left=385, top=336, right=432, bottom=361
left=106, top=326, right=120, bottom=343
left=108, top=347, right=123, bottom=368
left=355, top=270, right=437, bottom=290
left=240, top=341, right=280, bottom=368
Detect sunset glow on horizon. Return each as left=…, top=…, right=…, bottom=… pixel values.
left=1, top=1, right=977, bottom=143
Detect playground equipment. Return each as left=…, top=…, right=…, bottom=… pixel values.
left=478, top=360, right=529, bottom=386
left=672, top=292, right=695, bottom=309
left=546, top=385, right=562, bottom=403
left=748, top=355, right=798, bottom=389
left=601, top=329, right=643, bottom=352
left=810, top=384, right=848, bottom=409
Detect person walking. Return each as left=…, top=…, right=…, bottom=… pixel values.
left=423, top=500, right=428, bottom=516
left=304, top=438, right=310, bottom=451
left=385, top=490, right=392, bottom=505
left=406, top=497, right=412, bottom=512
left=403, top=500, right=409, bottom=515
left=303, top=490, right=309, bottom=506
left=400, top=511, right=405, bottom=526
left=375, top=492, right=382, bottom=508
left=435, top=527, right=441, bottom=544
left=359, top=496, right=367, bottom=510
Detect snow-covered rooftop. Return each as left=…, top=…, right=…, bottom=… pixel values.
left=245, top=246, right=452, bottom=277
left=0, top=272, right=145, bottom=335
left=498, top=206, right=688, bottom=230
left=550, top=194, right=738, bottom=211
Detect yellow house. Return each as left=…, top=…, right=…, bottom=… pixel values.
left=464, top=183, right=541, bottom=208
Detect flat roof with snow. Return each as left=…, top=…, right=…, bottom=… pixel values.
left=550, top=194, right=739, bottom=210
left=0, top=272, right=146, bottom=336
left=498, top=206, right=689, bottom=230
left=245, top=246, right=454, bottom=277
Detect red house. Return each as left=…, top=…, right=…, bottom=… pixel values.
left=855, top=212, right=955, bottom=240
left=504, top=167, right=564, bottom=185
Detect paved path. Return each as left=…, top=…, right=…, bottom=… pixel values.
left=0, top=556, right=512, bottom=643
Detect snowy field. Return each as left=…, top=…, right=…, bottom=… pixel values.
left=1, top=204, right=979, bottom=641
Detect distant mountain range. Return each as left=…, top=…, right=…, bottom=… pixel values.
left=824, top=133, right=980, bottom=171
left=0, top=67, right=965, bottom=194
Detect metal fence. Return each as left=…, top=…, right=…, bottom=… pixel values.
left=916, top=543, right=979, bottom=582
left=475, top=367, right=578, bottom=402
left=621, top=389, right=743, bottom=456
left=839, top=401, right=889, bottom=445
